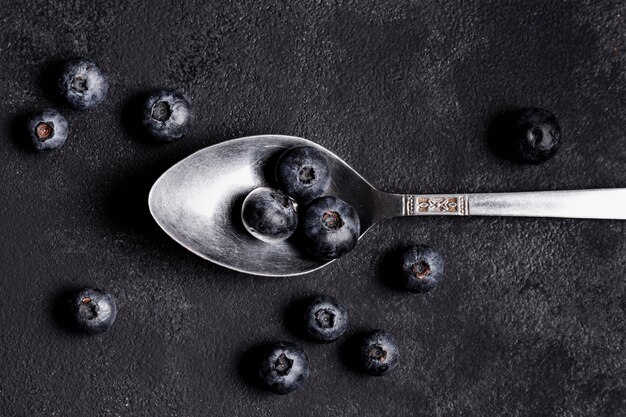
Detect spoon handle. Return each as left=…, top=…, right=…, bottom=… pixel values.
left=399, top=188, right=626, bottom=220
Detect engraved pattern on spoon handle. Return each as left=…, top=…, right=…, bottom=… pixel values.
left=400, top=188, right=626, bottom=220
left=401, top=194, right=469, bottom=216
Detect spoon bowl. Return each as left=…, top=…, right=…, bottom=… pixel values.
left=148, top=135, right=383, bottom=276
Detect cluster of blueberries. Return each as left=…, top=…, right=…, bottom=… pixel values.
left=26, top=57, right=193, bottom=151
left=253, top=244, right=445, bottom=395
left=241, top=145, right=360, bottom=259
left=27, top=58, right=193, bottom=337
left=255, top=295, right=399, bottom=395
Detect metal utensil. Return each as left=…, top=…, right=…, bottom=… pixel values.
left=148, top=135, right=626, bottom=277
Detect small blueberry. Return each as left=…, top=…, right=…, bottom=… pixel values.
left=358, top=330, right=399, bottom=376
left=59, top=58, right=109, bottom=110
left=302, top=295, right=348, bottom=343
left=68, top=287, right=117, bottom=335
left=258, top=342, right=310, bottom=394
left=400, top=245, right=444, bottom=293
left=276, top=146, right=331, bottom=203
left=143, top=90, right=192, bottom=142
left=302, top=196, right=360, bottom=260
left=510, top=107, right=561, bottom=163
left=27, top=109, right=68, bottom=151
left=241, top=187, right=298, bottom=243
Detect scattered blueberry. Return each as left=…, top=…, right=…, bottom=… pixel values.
left=302, top=295, right=348, bottom=343
left=302, top=196, right=360, bottom=260
left=358, top=330, right=399, bottom=376
left=68, top=287, right=117, bottom=335
left=27, top=109, right=68, bottom=151
left=510, top=108, right=561, bottom=163
left=276, top=146, right=331, bottom=203
left=258, top=342, right=310, bottom=394
left=143, top=90, right=192, bottom=142
left=400, top=245, right=444, bottom=293
left=241, top=187, right=298, bottom=243
left=59, top=58, right=109, bottom=110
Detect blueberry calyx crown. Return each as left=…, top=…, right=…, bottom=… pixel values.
left=321, top=210, right=343, bottom=230
left=151, top=101, right=172, bottom=122
left=411, top=260, right=431, bottom=279
left=35, top=122, right=54, bottom=140
left=314, top=308, right=335, bottom=329
left=297, top=165, right=317, bottom=185
left=276, top=145, right=331, bottom=203
left=70, top=75, right=88, bottom=93
left=79, top=296, right=98, bottom=320
left=368, top=345, right=387, bottom=362
left=274, top=353, right=293, bottom=376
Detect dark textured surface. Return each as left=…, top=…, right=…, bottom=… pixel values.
left=1, top=0, right=625, bottom=415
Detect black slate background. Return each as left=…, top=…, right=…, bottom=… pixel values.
left=1, top=0, right=625, bottom=416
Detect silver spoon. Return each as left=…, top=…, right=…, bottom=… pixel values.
left=148, top=134, right=626, bottom=277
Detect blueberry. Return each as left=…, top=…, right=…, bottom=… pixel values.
left=510, top=108, right=561, bottom=163
left=143, top=90, right=192, bottom=142
left=68, top=288, right=117, bottom=335
left=302, top=295, right=348, bottom=343
left=59, top=58, right=108, bottom=110
left=400, top=245, right=444, bottom=293
left=27, top=109, right=68, bottom=151
left=276, top=146, right=331, bottom=203
left=358, top=330, right=399, bottom=376
left=302, top=196, right=360, bottom=260
left=258, top=342, right=310, bottom=394
left=241, top=187, right=298, bottom=243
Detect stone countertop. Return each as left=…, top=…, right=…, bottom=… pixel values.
left=0, top=0, right=624, bottom=415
